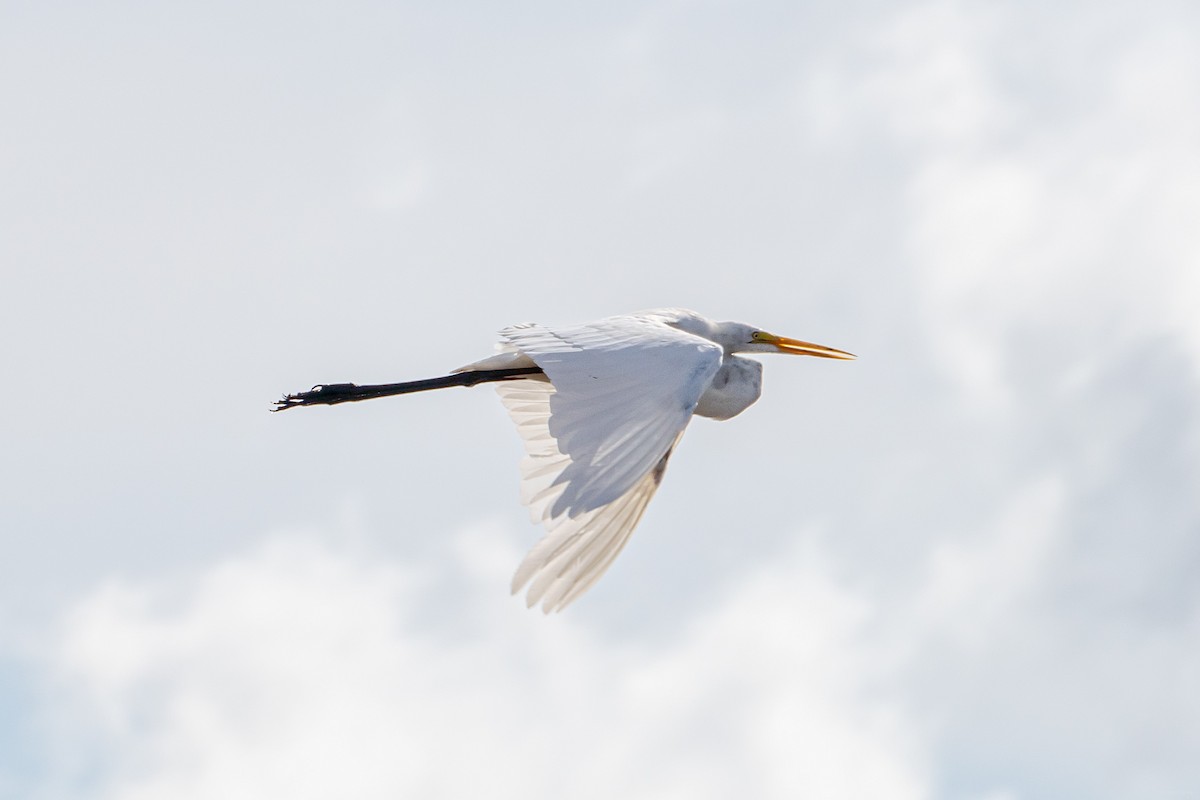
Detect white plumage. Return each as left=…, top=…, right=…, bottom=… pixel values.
left=460, top=309, right=855, bottom=613
left=277, top=308, right=853, bottom=613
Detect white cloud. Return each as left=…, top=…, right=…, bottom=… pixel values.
left=32, top=477, right=1200, bottom=800
left=902, top=7, right=1200, bottom=401
left=42, top=524, right=930, bottom=800
left=861, top=1, right=1010, bottom=148
left=906, top=476, right=1065, bottom=652
left=800, top=0, right=1200, bottom=408
left=39, top=499, right=1197, bottom=800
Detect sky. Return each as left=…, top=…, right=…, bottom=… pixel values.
left=2, top=0, right=1199, bottom=797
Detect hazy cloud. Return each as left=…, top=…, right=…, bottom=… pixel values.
left=43, top=526, right=928, bottom=800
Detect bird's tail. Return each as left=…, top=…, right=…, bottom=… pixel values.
left=271, top=366, right=545, bottom=411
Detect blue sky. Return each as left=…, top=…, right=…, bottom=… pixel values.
left=2, top=1, right=1198, bottom=797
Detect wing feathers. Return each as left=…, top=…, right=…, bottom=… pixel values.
left=514, top=455, right=668, bottom=613
left=503, top=317, right=719, bottom=517
left=494, top=313, right=721, bottom=610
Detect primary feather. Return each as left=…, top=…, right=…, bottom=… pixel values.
left=498, top=379, right=681, bottom=612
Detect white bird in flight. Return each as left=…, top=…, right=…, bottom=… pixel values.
left=274, top=308, right=854, bottom=612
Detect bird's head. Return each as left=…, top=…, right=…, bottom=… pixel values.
left=718, top=321, right=857, bottom=360
left=654, top=310, right=856, bottom=360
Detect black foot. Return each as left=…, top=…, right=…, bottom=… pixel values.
left=271, top=384, right=359, bottom=411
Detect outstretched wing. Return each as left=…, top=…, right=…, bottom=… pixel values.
left=496, top=315, right=722, bottom=611
left=499, top=316, right=722, bottom=518
left=497, top=379, right=683, bottom=612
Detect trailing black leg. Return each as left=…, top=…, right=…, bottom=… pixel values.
left=272, top=366, right=544, bottom=411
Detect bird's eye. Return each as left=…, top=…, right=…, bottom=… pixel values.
left=751, top=331, right=764, bottom=341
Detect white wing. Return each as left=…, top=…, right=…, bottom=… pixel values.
left=497, top=379, right=683, bottom=612
left=495, top=315, right=722, bottom=612
left=499, top=316, right=722, bottom=518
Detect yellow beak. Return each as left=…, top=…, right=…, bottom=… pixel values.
left=768, top=334, right=857, bottom=360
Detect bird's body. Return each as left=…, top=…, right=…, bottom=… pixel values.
left=275, top=308, right=854, bottom=612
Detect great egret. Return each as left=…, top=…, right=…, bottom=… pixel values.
left=274, top=308, right=854, bottom=612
